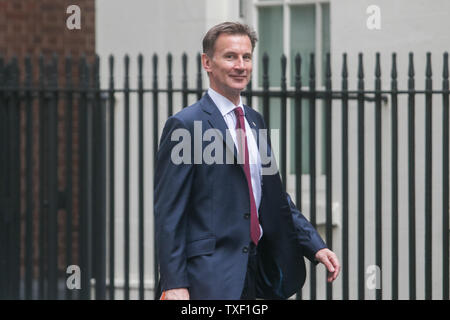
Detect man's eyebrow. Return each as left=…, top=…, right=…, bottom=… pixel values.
left=222, top=51, right=237, bottom=55
left=222, top=50, right=252, bottom=56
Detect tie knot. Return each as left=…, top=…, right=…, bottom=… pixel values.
left=234, top=107, right=244, bottom=118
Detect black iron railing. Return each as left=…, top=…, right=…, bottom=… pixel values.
left=0, top=51, right=449, bottom=300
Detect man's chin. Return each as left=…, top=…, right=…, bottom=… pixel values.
left=228, top=83, right=248, bottom=92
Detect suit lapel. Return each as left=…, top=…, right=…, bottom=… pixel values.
left=243, top=105, right=260, bottom=150
left=201, top=94, right=274, bottom=172
left=201, top=93, right=239, bottom=163
left=244, top=105, right=273, bottom=163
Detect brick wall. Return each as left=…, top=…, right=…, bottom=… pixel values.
left=0, top=0, right=96, bottom=288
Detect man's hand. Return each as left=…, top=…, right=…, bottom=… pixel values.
left=314, top=248, right=340, bottom=283
left=160, top=288, right=190, bottom=300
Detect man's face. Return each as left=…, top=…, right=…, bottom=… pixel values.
left=202, top=33, right=253, bottom=98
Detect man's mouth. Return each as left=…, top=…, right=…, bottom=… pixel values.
left=229, top=75, right=247, bottom=80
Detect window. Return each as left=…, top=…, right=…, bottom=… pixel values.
left=254, top=0, right=330, bottom=176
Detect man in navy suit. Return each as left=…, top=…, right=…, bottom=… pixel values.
left=154, top=22, right=340, bottom=300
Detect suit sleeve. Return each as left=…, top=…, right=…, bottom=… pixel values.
left=154, top=116, right=194, bottom=291
left=284, top=191, right=327, bottom=264
left=254, top=109, right=327, bottom=263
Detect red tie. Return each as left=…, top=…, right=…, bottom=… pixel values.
left=234, top=107, right=260, bottom=245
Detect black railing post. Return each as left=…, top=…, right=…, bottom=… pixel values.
left=64, top=54, right=74, bottom=300
left=390, top=52, right=399, bottom=300
left=123, top=54, right=130, bottom=300
left=138, top=53, right=145, bottom=300
left=108, top=54, right=116, bottom=300
left=408, top=52, right=416, bottom=300
left=38, top=53, right=47, bottom=300
left=93, top=55, right=106, bottom=300
left=196, top=53, right=203, bottom=101
left=324, top=52, right=333, bottom=300
left=262, top=53, right=269, bottom=128
left=280, top=54, right=287, bottom=189
left=24, top=55, right=34, bottom=300
left=182, top=53, right=188, bottom=108
left=152, top=53, right=160, bottom=298
left=0, top=54, right=6, bottom=300
left=308, top=53, right=317, bottom=300
left=167, top=53, right=173, bottom=117
left=47, top=54, right=58, bottom=300
left=79, top=54, right=92, bottom=300
left=424, top=52, right=433, bottom=300
left=245, top=79, right=253, bottom=107
left=442, top=52, right=449, bottom=301
left=341, top=53, right=349, bottom=300
left=294, top=53, right=303, bottom=300
left=357, top=53, right=365, bottom=300
left=10, top=56, right=21, bottom=300
left=374, top=52, right=383, bottom=300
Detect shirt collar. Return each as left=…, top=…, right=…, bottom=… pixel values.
left=207, top=87, right=244, bottom=117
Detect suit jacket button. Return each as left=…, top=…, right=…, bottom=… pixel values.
left=242, top=246, right=249, bottom=253
left=244, top=213, right=250, bottom=219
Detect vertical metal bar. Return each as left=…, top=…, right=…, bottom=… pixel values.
left=294, top=53, right=303, bottom=300
left=424, top=52, right=433, bottom=300
left=94, top=55, right=106, bottom=300
left=341, top=53, right=349, bottom=300
left=138, top=54, right=145, bottom=300
left=47, top=54, right=59, bottom=300
left=123, top=55, right=130, bottom=300
left=153, top=54, right=159, bottom=161
left=24, top=55, right=34, bottom=300
left=407, top=52, right=416, bottom=300
left=78, top=56, right=86, bottom=299
left=374, top=52, right=382, bottom=300
left=79, top=55, right=91, bottom=300
left=280, top=54, right=287, bottom=190
left=390, top=53, right=399, bottom=300
left=442, top=52, right=449, bottom=301
left=108, top=55, right=116, bottom=300
left=0, top=55, right=6, bottom=300
left=85, top=59, right=94, bottom=301
left=246, top=79, right=253, bottom=108
left=324, top=52, right=333, bottom=300
left=2, top=62, right=11, bottom=299
left=91, top=58, right=99, bottom=297
left=38, top=54, right=47, bottom=300
left=65, top=54, right=74, bottom=300
left=357, top=53, right=365, bottom=300
left=262, top=53, right=270, bottom=128
left=308, top=53, right=317, bottom=300
left=182, top=53, right=188, bottom=108
left=153, top=54, right=160, bottom=295
left=196, top=53, right=203, bottom=101
left=167, top=53, right=173, bottom=117
left=10, top=57, right=21, bottom=299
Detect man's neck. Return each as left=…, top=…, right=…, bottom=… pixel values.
left=209, top=85, right=241, bottom=106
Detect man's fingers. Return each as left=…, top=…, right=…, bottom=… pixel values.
left=315, top=249, right=341, bottom=283
left=321, top=255, right=335, bottom=273
left=329, top=255, right=341, bottom=277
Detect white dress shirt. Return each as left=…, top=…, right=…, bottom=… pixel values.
left=207, top=88, right=263, bottom=238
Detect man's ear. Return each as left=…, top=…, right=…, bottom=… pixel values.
left=202, top=53, right=212, bottom=73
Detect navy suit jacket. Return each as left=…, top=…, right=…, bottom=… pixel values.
left=154, top=93, right=327, bottom=299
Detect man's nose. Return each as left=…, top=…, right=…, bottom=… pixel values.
left=234, top=56, right=245, bottom=69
